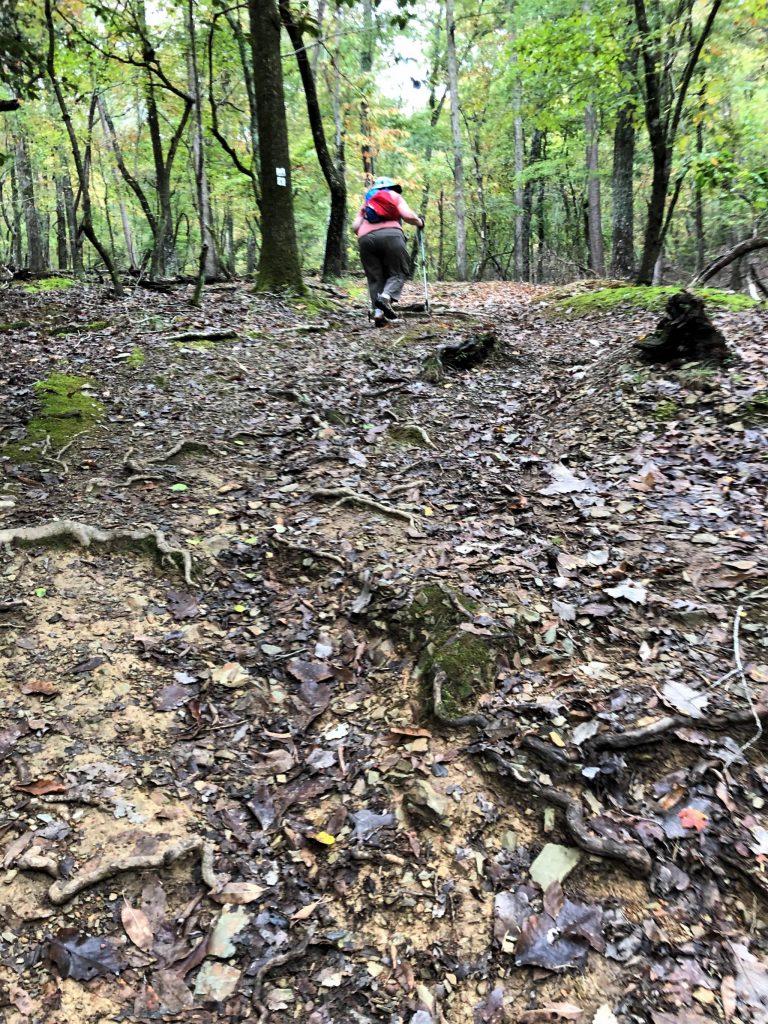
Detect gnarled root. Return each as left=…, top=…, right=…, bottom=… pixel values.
left=48, top=836, right=219, bottom=905
left=0, top=520, right=194, bottom=584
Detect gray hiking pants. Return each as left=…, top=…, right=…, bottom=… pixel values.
left=358, top=228, right=411, bottom=307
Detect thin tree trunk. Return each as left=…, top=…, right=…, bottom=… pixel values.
left=58, top=153, right=82, bottom=275
left=513, top=86, right=524, bottom=280
left=445, top=0, right=467, bottom=280
left=45, top=0, right=122, bottom=293
left=248, top=0, right=304, bottom=292
left=584, top=105, right=605, bottom=275
left=693, top=117, right=705, bottom=273
left=438, top=189, right=445, bottom=280
left=9, top=166, right=23, bottom=268
left=186, top=0, right=220, bottom=282
left=522, top=129, right=543, bottom=282
left=280, top=0, right=346, bottom=280
left=15, top=135, right=45, bottom=273
left=470, top=131, right=489, bottom=281
left=360, top=0, right=375, bottom=179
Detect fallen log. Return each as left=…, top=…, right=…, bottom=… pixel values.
left=690, top=236, right=768, bottom=286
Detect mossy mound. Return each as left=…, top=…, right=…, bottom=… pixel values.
left=402, top=584, right=497, bottom=716
left=20, top=276, right=76, bottom=293
left=547, top=286, right=756, bottom=319
left=4, top=372, right=104, bottom=461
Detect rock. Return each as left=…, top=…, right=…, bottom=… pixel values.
left=529, top=844, right=582, bottom=889
left=208, top=906, right=250, bottom=958
left=404, top=780, right=449, bottom=827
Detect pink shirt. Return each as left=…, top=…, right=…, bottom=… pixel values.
left=353, top=192, right=423, bottom=237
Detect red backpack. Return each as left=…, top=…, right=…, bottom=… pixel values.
left=363, top=188, right=401, bottom=223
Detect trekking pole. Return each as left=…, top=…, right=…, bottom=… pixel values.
left=418, top=227, right=431, bottom=314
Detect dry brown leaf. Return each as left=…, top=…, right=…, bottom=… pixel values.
left=121, top=901, right=154, bottom=952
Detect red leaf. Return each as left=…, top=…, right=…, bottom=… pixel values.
left=678, top=806, right=708, bottom=832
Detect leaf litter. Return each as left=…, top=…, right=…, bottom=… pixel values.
left=0, top=280, right=767, bottom=1021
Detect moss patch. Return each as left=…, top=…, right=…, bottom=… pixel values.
left=20, top=276, right=76, bottom=293
left=173, top=339, right=216, bottom=351
left=401, top=585, right=496, bottom=715
left=653, top=399, right=681, bottom=421
left=4, top=372, right=103, bottom=460
left=549, top=286, right=757, bottom=319
left=51, top=320, right=110, bottom=336
left=127, top=346, right=146, bottom=367
left=0, top=320, right=32, bottom=333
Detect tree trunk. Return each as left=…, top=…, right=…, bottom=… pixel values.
left=438, top=189, right=445, bottom=280
left=248, top=0, right=304, bottom=292
left=445, top=0, right=467, bottom=280
left=470, top=130, right=489, bottom=281
left=360, top=0, right=375, bottom=179
left=15, top=135, right=45, bottom=273
left=279, top=0, right=346, bottom=280
left=44, top=0, right=122, bottom=293
left=522, top=129, right=543, bottom=282
left=690, top=235, right=768, bottom=285
left=610, top=95, right=635, bottom=278
left=584, top=104, right=605, bottom=275
left=58, top=152, right=82, bottom=276
left=186, top=0, right=220, bottom=282
left=9, top=165, right=22, bottom=268
left=693, top=117, right=705, bottom=273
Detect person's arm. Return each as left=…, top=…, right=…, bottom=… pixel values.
left=395, top=195, right=425, bottom=228
left=352, top=205, right=365, bottom=233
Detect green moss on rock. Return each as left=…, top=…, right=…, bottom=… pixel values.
left=4, top=372, right=103, bottom=461
left=549, top=286, right=756, bottom=319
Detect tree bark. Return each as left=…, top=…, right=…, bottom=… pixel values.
left=584, top=104, right=604, bottom=275
left=44, top=0, right=122, bottom=293
left=445, top=0, right=467, bottom=280
left=279, top=0, right=346, bottom=280
left=186, top=0, right=220, bottom=283
left=9, top=165, right=22, bottom=268
left=522, top=128, right=544, bottom=282
left=610, top=96, right=635, bottom=278
left=693, top=116, right=705, bottom=273
left=690, top=237, right=768, bottom=286
left=633, top=0, right=723, bottom=284
left=15, top=135, right=45, bottom=273
left=248, top=0, right=304, bottom=292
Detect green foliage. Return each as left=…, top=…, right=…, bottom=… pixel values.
left=21, top=277, right=76, bottom=293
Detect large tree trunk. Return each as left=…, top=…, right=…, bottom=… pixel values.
left=279, top=0, right=346, bottom=280
left=584, top=104, right=604, bottom=275
left=186, top=0, right=220, bottom=283
left=15, top=135, right=45, bottom=273
left=445, top=0, right=467, bottom=280
left=248, top=0, right=304, bottom=292
left=9, top=165, right=23, bottom=268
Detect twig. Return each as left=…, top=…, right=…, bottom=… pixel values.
left=732, top=604, right=763, bottom=759
left=164, top=329, right=239, bottom=343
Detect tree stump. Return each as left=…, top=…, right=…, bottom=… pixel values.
left=634, top=290, right=728, bottom=364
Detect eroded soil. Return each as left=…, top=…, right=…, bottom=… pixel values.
left=1, top=278, right=767, bottom=1024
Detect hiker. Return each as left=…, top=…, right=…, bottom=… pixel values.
left=353, top=177, right=425, bottom=327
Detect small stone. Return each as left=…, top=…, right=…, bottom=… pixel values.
left=502, top=830, right=518, bottom=852
left=404, top=780, right=448, bottom=827
left=529, top=843, right=582, bottom=889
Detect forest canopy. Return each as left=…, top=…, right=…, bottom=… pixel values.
left=0, top=0, right=766, bottom=293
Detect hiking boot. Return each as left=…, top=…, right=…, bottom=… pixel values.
left=376, top=294, right=397, bottom=320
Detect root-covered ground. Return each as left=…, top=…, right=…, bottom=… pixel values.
left=0, top=277, right=767, bottom=1024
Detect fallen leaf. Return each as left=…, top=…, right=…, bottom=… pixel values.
left=604, top=581, right=647, bottom=604
left=748, top=664, right=768, bottom=683
left=14, top=778, right=67, bottom=796
left=49, top=929, right=125, bottom=980
left=121, top=901, right=154, bottom=952
left=308, top=831, right=336, bottom=846
left=677, top=807, right=709, bottom=832
left=292, top=898, right=324, bottom=921
left=19, top=679, right=59, bottom=696
left=286, top=660, right=334, bottom=683
left=661, top=680, right=709, bottom=719
left=540, top=463, right=595, bottom=495
left=210, top=882, right=265, bottom=905
left=592, top=1008, right=619, bottom=1024
left=210, top=662, right=250, bottom=688
left=194, top=962, right=241, bottom=1001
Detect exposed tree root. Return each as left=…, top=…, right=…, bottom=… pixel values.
left=48, top=836, right=218, bottom=905
left=270, top=533, right=347, bottom=568
left=586, top=704, right=768, bottom=753
left=0, top=520, right=194, bottom=584
left=164, top=329, right=239, bottom=343
left=252, top=934, right=312, bottom=1023
left=123, top=438, right=216, bottom=475
left=310, top=486, right=418, bottom=525
left=480, top=747, right=653, bottom=877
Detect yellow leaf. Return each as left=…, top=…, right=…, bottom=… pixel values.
left=310, top=831, right=336, bottom=846
left=423, top=506, right=434, bottom=516
left=549, top=731, right=565, bottom=748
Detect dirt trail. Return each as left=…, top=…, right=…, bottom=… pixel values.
left=1, top=278, right=767, bottom=1023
